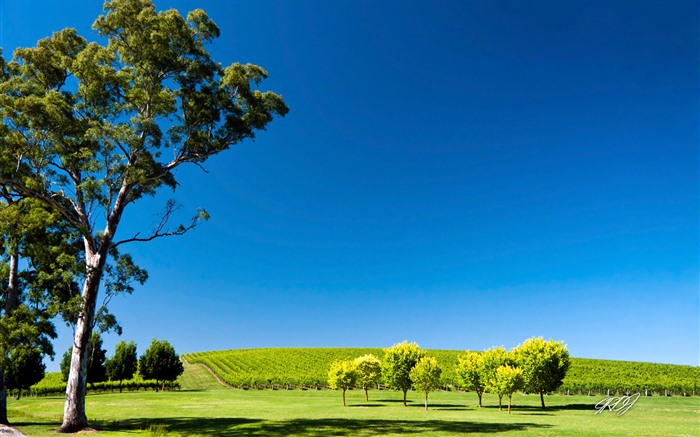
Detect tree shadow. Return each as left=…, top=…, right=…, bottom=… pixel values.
left=513, top=403, right=593, bottom=412
left=92, top=417, right=552, bottom=436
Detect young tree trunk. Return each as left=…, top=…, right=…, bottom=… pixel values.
left=477, top=391, right=483, bottom=407
left=364, top=386, right=369, bottom=402
left=59, top=251, right=105, bottom=433
left=539, top=389, right=545, bottom=409
left=403, top=389, right=408, bottom=406
left=508, top=395, right=513, bottom=415
left=424, top=392, right=428, bottom=411
left=342, top=389, right=346, bottom=406
left=498, top=395, right=502, bottom=411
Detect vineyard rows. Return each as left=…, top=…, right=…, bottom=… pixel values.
left=184, top=348, right=699, bottom=396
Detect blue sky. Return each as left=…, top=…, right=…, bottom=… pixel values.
left=1, top=0, right=697, bottom=370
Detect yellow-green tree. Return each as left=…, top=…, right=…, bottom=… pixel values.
left=327, top=360, right=356, bottom=406
left=481, top=346, right=513, bottom=409
left=382, top=341, right=426, bottom=406
left=353, top=354, right=381, bottom=401
left=513, top=337, right=570, bottom=408
left=490, top=365, right=524, bottom=414
left=410, top=356, right=442, bottom=411
left=455, top=351, right=485, bottom=407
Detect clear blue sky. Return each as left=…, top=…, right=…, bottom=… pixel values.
left=2, top=0, right=697, bottom=371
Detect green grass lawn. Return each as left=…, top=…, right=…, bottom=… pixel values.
left=8, top=362, right=699, bottom=436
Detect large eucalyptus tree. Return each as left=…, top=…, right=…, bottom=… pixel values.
left=0, top=0, right=287, bottom=431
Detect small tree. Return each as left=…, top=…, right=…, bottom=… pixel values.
left=106, top=340, right=137, bottom=392
left=490, top=364, right=524, bottom=414
left=353, top=354, right=381, bottom=402
left=86, top=333, right=108, bottom=386
left=139, top=339, right=184, bottom=391
left=513, top=337, right=570, bottom=408
left=455, top=351, right=485, bottom=407
left=481, top=346, right=513, bottom=409
left=382, top=341, right=426, bottom=406
left=327, top=360, right=356, bottom=406
left=4, top=346, right=45, bottom=400
left=409, top=356, right=442, bottom=411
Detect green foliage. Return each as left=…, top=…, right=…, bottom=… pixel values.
left=353, top=354, right=382, bottom=401
left=410, top=356, right=442, bottom=410
left=382, top=341, right=426, bottom=406
left=87, top=333, right=108, bottom=384
left=513, top=337, right=570, bottom=408
left=455, top=351, right=485, bottom=406
left=4, top=345, right=45, bottom=399
left=106, top=340, right=138, bottom=389
left=29, top=371, right=179, bottom=397
left=139, top=339, right=184, bottom=390
left=327, top=360, right=356, bottom=406
left=60, top=349, right=70, bottom=382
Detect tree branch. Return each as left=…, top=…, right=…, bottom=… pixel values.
left=112, top=201, right=208, bottom=248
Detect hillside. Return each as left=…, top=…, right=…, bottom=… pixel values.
left=184, top=348, right=700, bottom=395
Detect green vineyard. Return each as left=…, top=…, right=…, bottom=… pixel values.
left=183, top=348, right=700, bottom=396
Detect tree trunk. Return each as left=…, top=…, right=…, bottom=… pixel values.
left=5, top=246, right=19, bottom=313
left=403, top=389, right=408, bottom=406
left=539, top=389, right=545, bottom=409
left=424, top=392, right=428, bottom=411
left=477, top=391, right=483, bottom=407
left=59, top=252, right=104, bottom=433
left=0, top=245, right=19, bottom=426
left=0, top=370, right=8, bottom=425
left=342, top=388, right=346, bottom=406
left=364, top=386, right=368, bottom=402
left=498, top=395, right=502, bottom=411
left=507, top=394, right=512, bottom=415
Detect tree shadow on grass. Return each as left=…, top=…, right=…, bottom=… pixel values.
left=510, top=403, right=593, bottom=412
left=92, top=417, right=552, bottom=436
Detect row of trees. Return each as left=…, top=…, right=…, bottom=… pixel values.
left=58, top=337, right=184, bottom=392
left=0, top=0, right=287, bottom=431
left=328, top=337, right=570, bottom=413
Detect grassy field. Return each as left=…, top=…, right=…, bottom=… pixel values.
left=7, top=361, right=699, bottom=436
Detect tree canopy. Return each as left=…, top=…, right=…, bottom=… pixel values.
left=139, top=339, right=184, bottom=391
left=409, top=356, right=442, bottom=411
left=353, top=354, right=382, bottom=402
left=106, top=340, right=137, bottom=392
left=513, top=337, right=570, bottom=408
left=327, top=360, right=356, bottom=407
left=455, top=351, right=485, bottom=407
left=382, top=341, right=426, bottom=406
